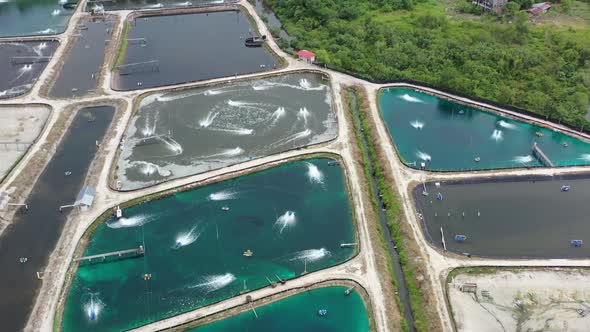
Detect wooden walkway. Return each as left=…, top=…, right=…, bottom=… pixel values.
left=74, top=245, right=144, bottom=262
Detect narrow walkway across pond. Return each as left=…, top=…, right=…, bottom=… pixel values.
left=349, top=88, right=415, bottom=331
left=0, top=106, right=114, bottom=331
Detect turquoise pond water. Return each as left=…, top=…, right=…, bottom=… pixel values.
left=189, top=286, right=370, bottom=332
left=379, top=88, right=590, bottom=171
left=62, top=158, right=356, bottom=331
left=0, top=0, right=76, bottom=37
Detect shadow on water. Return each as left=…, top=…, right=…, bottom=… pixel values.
left=0, top=106, right=114, bottom=331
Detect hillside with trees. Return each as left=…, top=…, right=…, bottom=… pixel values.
left=266, top=0, right=590, bottom=127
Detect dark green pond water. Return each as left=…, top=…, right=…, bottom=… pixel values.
left=0, top=0, right=76, bottom=37
left=414, top=175, right=590, bottom=258
left=189, top=286, right=370, bottom=332
left=379, top=88, right=590, bottom=171
left=62, top=158, right=356, bottom=331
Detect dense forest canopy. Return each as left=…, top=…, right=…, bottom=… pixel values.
left=266, top=0, right=590, bottom=127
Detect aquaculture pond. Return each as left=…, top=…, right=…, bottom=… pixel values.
left=379, top=88, right=590, bottom=171
left=414, top=175, right=590, bottom=258
left=88, top=0, right=233, bottom=11
left=62, top=158, right=356, bottom=331
left=113, top=10, right=277, bottom=91
left=189, top=286, right=370, bottom=332
left=115, top=72, right=335, bottom=190
left=0, top=41, right=58, bottom=99
left=50, top=16, right=114, bottom=98
left=0, top=106, right=113, bottom=332
left=0, top=0, right=77, bottom=37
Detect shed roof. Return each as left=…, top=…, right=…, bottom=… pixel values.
left=296, top=50, right=315, bottom=59
left=76, top=186, right=96, bottom=207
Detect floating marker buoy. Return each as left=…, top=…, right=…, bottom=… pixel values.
left=437, top=192, right=443, bottom=201
left=561, top=185, right=570, bottom=192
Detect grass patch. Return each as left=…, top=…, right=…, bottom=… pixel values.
left=113, top=19, right=131, bottom=69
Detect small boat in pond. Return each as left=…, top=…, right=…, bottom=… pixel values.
left=63, top=2, right=77, bottom=9
left=245, top=35, right=266, bottom=47
left=561, top=185, right=570, bottom=192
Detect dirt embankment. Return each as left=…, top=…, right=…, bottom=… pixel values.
left=356, top=86, right=443, bottom=332
left=340, top=86, right=402, bottom=331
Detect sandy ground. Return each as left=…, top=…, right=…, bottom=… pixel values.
left=0, top=0, right=589, bottom=331
left=0, top=105, right=50, bottom=179
left=448, top=268, right=590, bottom=332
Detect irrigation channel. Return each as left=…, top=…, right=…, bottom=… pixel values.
left=115, top=72, right=336, bottom=190
left=62, top=158, right=356, bottom=331
left=0, top=106, right=114, bottom=331
left=379, top=88, right=590, bottom=171
left=187, top=286, right=370, bottom=331
left=50, top=16, right=114, bottom=98
left=349, top=89, right=415, bottom=331
left=113, top=10, right=277, bottom=91
left=0, top=41, right=59, bottom=99
left=415, top=174, right=590, bottom=258
left=0, top=0, right=77, bottom=37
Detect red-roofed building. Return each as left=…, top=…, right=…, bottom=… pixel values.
left=527, top=2, right=552, bottom=16
left=297, top=50, right=315, bottom=63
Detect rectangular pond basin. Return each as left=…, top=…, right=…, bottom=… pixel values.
left=62, top=158, right=356, bottom=331
left=0, top=41, right=58, bottom=99
left=88, top=0, right=233, bottom=11
left=50, top=16, right=114, bottom=98
left=188, top=286, right=370, bottom=331
left=115, top=72, right=336, bottom=190
left=0, top=0, right=77, bottom=37
left=0, top=106, right=114, bottom=332
left=0, top=105, right=51, bottom=179
left=414, top=175, right=590, bottom=258
left=113, top=10, right=278, bottom=91
left=379, top=88, right=590, bottom=171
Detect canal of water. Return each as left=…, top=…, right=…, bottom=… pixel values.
left=0, top=0, right=77, bottom=37
left=379, top=88, right=590, bottom=171
left=50, top=16, right=114, bottom=98
left=113, top=10, right=278, bottom=91
left=188, top=286, right=370, bottom=331
left=414, top=175, right=590, bottom=258
left=115, top=72, right=336, bottom=190
left=0, top=41, right=58, bottom=99
left=0, top=106, right=114, bottom=331
left=62, top=158, right=356, bottom=331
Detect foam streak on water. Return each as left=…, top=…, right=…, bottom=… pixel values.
left=513, top=155, right=534, bottom=164
left=203, top=147, right=244, bottom=158
left=107, top=214, right=154, bottom=229
left=208, top=190, right=238, bottom=201
left=289, top=248, right=330, bottom=262
left=297, top=107, right=310, bottom=125
left=198, top=111, right=219, bottom=128
left=83, top=295, right=104, bottom=322
left=305, top=162, right=324, bottom=184
left=410, top=120, right=424, bottom=130
left=208, top=127, right=253, bottom=135
left=580, top=154, right=590, bottom=161
left=134, top=161, right=171, bottom=177
left=497, top=120, right=516, bottom=129
left=275, top=210, right=296, bottom=234
left=173, top=225, right=200, bottom=249
left=400, top=94, right=424, bottom=103
left=157, top=90, right=200, bottom=102
left=491, top=129, right=503, bottom=141
left=252, top=80, right=325, bottom=91
left=416, top=150, right=431, bottom=162
left=159, top=136, right=183, bottom=155
left=51, top=9, right=61, bottom=16
left=190, top=273, right=236, bottom=292
left=269, top=107, right=286, bottom=126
